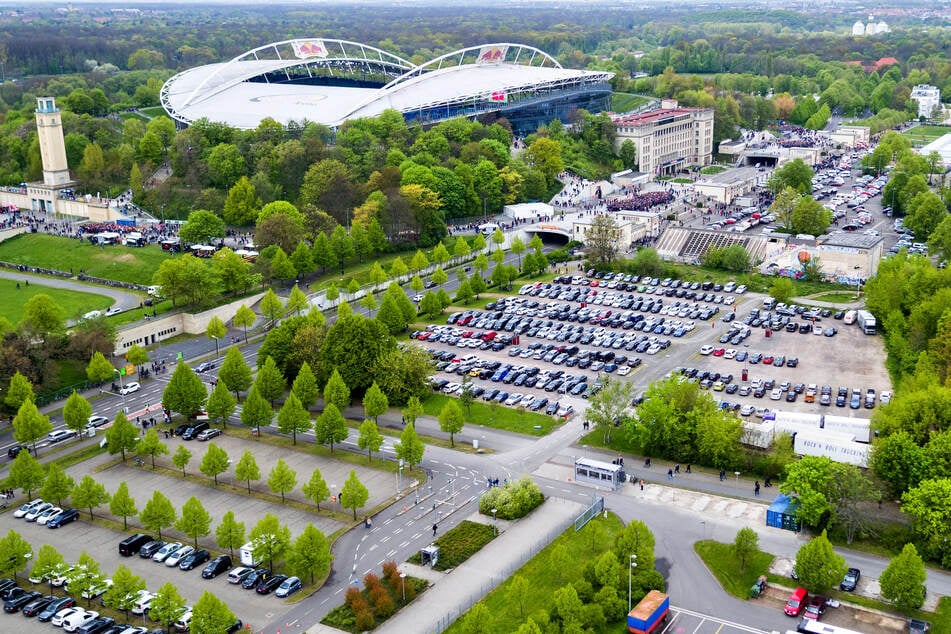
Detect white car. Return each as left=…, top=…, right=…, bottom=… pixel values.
left=49, top=565, right=74, bottom=586
left=699, top=345, right=714, bottom=355
left=52, top=607, right=83, bottom=627
left=880, top=390, right=892, bottom=404
left=119, top=382, right=140, bottom=395
left=724, top=349, right=737, bottom=359
left=86, top=415, right=110, bottom=429
left=173, top=610, right=193, bottom=632
left=23, top=501, right=52, bottom=521
left=13, top=498, right=44, bottom=518
left=617, top=366, right=632, bottom=376
left=740, top=404, right=755, bottom=416
left=35, top=505, right=63, bottom=525
left=442, top=383, right=461, bottom=395
left=47, top=430, right=75, bottom=444
left=153, top=542, right=183, bottom=563
left=770, top=389, right=782, bottom=400
left=63, top=609, right=99, bottom=632
left=131, top=592, right=156, bottom=616
left=105, top=306, right=122, bottom=316
left=505, top=393, right=523, bottom=406
left=165, top=545, right=194, bottom=567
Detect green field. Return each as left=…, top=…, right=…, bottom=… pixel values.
left=700, top=165, right=728, bottom=175
left=422, top=393, right=562, bottom=436
left=902, top=125, right=950, bottom=146
left=611, top=92, right=651, bottom=113
left=138, top=106, right=166, bottom=117
left=0, top=234, right=173, bottom=285
left=0, top=278, right=113, bottom=324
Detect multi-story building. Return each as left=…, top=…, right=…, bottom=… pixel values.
left=613, top=100, right=714, bottom=176
left=910, top=84, right=941, bottom=119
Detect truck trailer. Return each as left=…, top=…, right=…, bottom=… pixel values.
left=856, top=310, right=876, bottom=335
left=627, top=590, right=670, bottom=634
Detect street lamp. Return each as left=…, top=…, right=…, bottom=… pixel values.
left=628, top=554, right=638, bottom=611
left=491, top=508, right=498, bottom=536
left=397, top=460, right=404, bottom=497
left=399, top=572, right=406, bottom=603
left=734, top=471, right=741, bottom=488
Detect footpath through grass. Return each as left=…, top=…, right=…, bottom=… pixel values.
left=444, top=512, right=624, bottom=633
left=0, top=277, right=113, bottom=324
left=0, top=234, right=172, bottom=285
left=422, top=393, right=561, bottom=436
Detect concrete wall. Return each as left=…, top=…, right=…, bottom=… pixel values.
left=0, top=189, right=117, bottom=220
left=114, top=291, right=267, bottom=356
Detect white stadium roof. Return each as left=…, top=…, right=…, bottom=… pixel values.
left=161, top=39, right=613, bottom=130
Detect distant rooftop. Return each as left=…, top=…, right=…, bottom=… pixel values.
left=820, top=232, right=884, bottom=249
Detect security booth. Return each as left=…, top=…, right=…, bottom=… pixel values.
left=574, top=457, right=626, bottom=490
left=420, top=545, right=439, bottom=567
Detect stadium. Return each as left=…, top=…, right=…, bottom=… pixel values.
left=160, top=39, right=614, bottom=134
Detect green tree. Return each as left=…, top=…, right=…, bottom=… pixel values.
left=175, top=496, right=212, bottom=548
left=769, top=277, right=796, bottom=304
left=172, top=445, right=192, bottom=476
left=206, top=315, right=227, bottom=355
left=66, top=552, right=104, bottom=607
left=287, top=285, right=309, bottom=316
left=162, top=361, right=207, bottom=418
left=206, top=379, right=237, bottom=428
left=62, top=390, right=93, bottom=435
left=40, top=463, right=74, bottom=507
left=767, top=158, right=814, bottom=194
left=732, top=527, right=759, bottom=571
left=200, top=442, right=230, bottom=485
left=109, top=481, right=137, bottom=530
left=179, top=209, right=226, bottom=245
left=438, top=400, right=465, bottom=447
left=292, top=361, right=320, bottom=410
left=3, top=370, right=34, bottom=410
left=315, top=403, right=348, bottom=453
left=249, top=513, right=291, bottom=573
left=402, top=397, right=424, bottom=427
left=241, top=385, right=273, bottom=435
left=340, top=469, right=369, bottom=520
left=419, top=292, right=442, bottom=317
left=410, top=249, right=430, bottom=272
left=255, top=355, right=286, bottom=406
left=357, top=419, right=384, bottom=462
left=260, top=288, right=285, bottom=323
left=267, top=458, right=298, bottom=503
left=103, top=564, right=146, bottom=617
left=794, top=530, right=847, bottom=594
left=85, top=354, right=115, bottom=386
left=215, top=510, right=245, bottom=557
left=233, top=304, right=257, bottom=342
left=234, top=449, right=261, bottom=494
left=21, top=293, right=64, bottom=340
left=363, top=382, right=388, bottom=423
left=880, top=543, right=927, bottom=610
left=0, top=530, right=32, bottom=580
left=277, top=392, right=311, bottom=445
left=459, top=602, right=494, bottom=634
left=395, top=422, right=425, bottom=469
left=12, top=400, right=52, bottom=456
left=72, top=475, right=110, bottom=519
left=389, top=256, right=408, bottom=279
left=30, top=544, right=65, bottom=596
left=140, top=490, right=176, bottom=540
left=323, top=368, right=351, bottom=411
left=288, top=524, right=333, bottom=584
left=136, top=428, right=168, bottom=468
left=191, top=591, right=237, bottom=634
left=584, top=376, right=633, bottom=444
left=431, top=266, right=448, bottom=287
left=105, top=411, right=138, bottom=461
left=148, top=582, right=187, bottom=629
left=409, top=274, right=424, bottom=294
left=7, top=450, right=43, bottom=497
left=455, top=279, right=474, bottom=304
left=525, top=137, right=564, bottom=184
left=790, top=196, right=832, bottom=236
left=302, top=468, right=331, bottom=510
left=219, top=346, right=253, bottom=401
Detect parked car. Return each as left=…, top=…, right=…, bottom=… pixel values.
left=201, top=555, right=232, bottom=579
left=196, top=428, right=221, bottom=441
left=803, top=595, right=827, bottom=620
left=256, top=574, right=288, bottom=595
left=241, top=568, right=270, bottom=590
left=47, top=508, right=79, bottom=528
left=47, top=430, right=76, bottom=444
left=62, top=609, right=99, bottom=632
left=5, top=590, right=42, bottom=613
left=138, top=540, right=166, bottom=559
left=164, top=545, right=194, bottom=567
left=22, top=594, right=56, bottom=617
left=275, top=576, right=302, bottom=598
left=226, top=567, right=255, bottom=585
left=14, top=499, right=45, bottom=518
left=179, top=549, right=210, bottom=571
left=52, top=607, right=83, bottom=627
left=37, top=596, right=76, bottom=622
left=840, top=567, right=861, bottom=592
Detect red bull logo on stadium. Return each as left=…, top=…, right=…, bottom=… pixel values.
left=489, top=91, right=508, bottom=102
left=292, top=40, right=329, bottom=59
left=477, top=46, right=508, bottom=64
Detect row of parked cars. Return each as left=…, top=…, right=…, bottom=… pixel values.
left=569, top=272, right=748, bottom=298
left=13, top=498, right=79, bottom=528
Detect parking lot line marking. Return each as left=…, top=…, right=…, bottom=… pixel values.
left=670, top=607, right=767, bottom=633
left=380, top=536, right=390, bottom=543
left=400, top=541, right=410, bottom=548
left=387, top=550, right=397, bottom=557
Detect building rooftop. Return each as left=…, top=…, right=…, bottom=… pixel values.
left=612, top=107, right=702, bottom=127
left=819, top=232, right=884, bottom=249
left=696, top=166, right=759, bottom=185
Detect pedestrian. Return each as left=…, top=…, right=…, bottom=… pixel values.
left=639, top=479, right=644, bottom=491
left=667, top=468, right=673, bottom=480
left=674, top=464, right=680, bottom=474
left=432, top=524, right=438, bottom=537
left=685, top=464, right=691, bottom=474
left=764, top=476, right=771, bottom=488
left=163, top=429, right=169, bottom=439
left=719, top=469, right=726, bottom=481
left=754, top=481, right=760, bottom=497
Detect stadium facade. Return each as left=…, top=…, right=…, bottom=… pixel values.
left=161, top=39, right=613, bottom=135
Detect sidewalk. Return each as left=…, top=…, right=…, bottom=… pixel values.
left=376, top=499, right=584, bottom=634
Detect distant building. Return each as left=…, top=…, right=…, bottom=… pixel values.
left=612, top=100, right=714, bottom=176
left=851, top=21, right=865, bottom=36
left=910, top=84, right=941, bottom=119
left=851, top=16, right=889, bottom=36
left=829, top=125, right=871, bottom=148
left=693, top=167, right=759, bottom=204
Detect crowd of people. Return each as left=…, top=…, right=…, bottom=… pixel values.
left=605, top=188, right=675, bottom=212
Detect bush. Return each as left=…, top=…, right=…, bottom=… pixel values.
left=479, top=476, right=544, bottom=520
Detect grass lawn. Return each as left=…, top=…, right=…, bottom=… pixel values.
left=445, top=512, right=625, bottom=633
left=0, top=234, right=173, bottom=285
left=138, top=106, right=166, bottom=117
left=901, top=125, right=949, bottom=146
left=0, top=277, right=113, bottom=324
left=700, top=165, right=728, bottom=175
left=422, top=393, right=561, bottom=436
left=406, top=520, right=495, bottom=571
left=611, top=93, right=651, bottom=113
left=810, top=292, right=859, bottom=304
left=694, top=539, right=774, bottom=599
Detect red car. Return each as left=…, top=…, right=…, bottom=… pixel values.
left=712, top=348, right=726, bottom=357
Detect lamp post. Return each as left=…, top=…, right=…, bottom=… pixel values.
left=331, top=484, right=337, bottom=513
left=734, top=471, right=740, bottom=488
left=628, top=554, right=638, bottom=611
left=491, top=508, right=498, bottom=536
left=212, top=336, right=219, bottom=357
left=397, top=460, right=404, bottom=497
left=399, top=572, right=406, bottom=603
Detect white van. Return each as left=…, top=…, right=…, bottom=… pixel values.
left=843, top=310, right=856, bottom=325
left=478, top=222, right=500, bottom=235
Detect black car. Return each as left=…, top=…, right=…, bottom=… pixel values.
left=201, top=555, right=232, bottom=579
left=37, top=596, right=75, bottom=621
left=242, top=568, right=270, bottom=590
left=7, top=444, right=30, bottom=459
left=179, top=549, right=211, bottom=571
left=0, top=579, right=17, bottom=599
left=173, top=424, right=191, bottom=436
left=77, top=616, right=115, bottom=634
left=786, top=357, right=799, bottom=368
left=840, top=567, right=860, bottom=591
left=2, top=587, right=26, bottom=603
left=138, top=540, right=167, bottom=559
left=256, top=574, right=287, bottom=595
left=4, top=590, right=41, bottom=613
left=226, top=620, right=244, bottom=633
left=47, top=508, right=79, bottom=528
left=21, top=594, right=55, bottom=617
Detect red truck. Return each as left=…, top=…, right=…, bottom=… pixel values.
left=627, top=590, right=670, bottom=634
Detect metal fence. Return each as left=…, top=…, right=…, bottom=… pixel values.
left=573, top=496, right=605, bottom=532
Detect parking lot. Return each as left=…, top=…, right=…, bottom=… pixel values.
left=664, top=607, right=771, bottom=634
